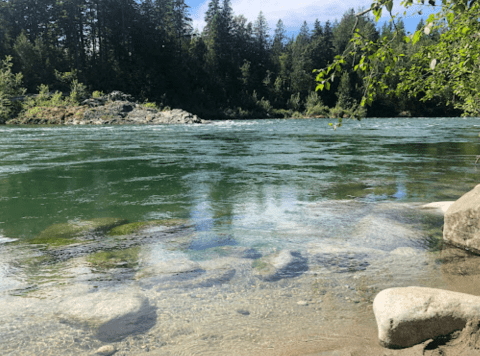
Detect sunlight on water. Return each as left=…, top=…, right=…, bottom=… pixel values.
left=1, top=118, right=480, bottom=355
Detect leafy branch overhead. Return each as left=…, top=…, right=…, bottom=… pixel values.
left=314, top=0, right=480, bottom=117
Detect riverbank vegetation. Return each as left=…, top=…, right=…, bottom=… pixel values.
left=0, top=0, right=464, bottom=122
left=316, top=0, right=480, bottom=119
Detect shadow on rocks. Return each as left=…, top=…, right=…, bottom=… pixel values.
left=424, top=318, right=480, bottom=356
left=96, top=299, right=157, bottom=343
left=256, top=250, right=309, bottom=282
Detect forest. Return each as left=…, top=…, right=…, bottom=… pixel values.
left=0, top=0, right=463, bottom=121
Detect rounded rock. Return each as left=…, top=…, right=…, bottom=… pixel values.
left=95, top=344, right=116, bottom=355
left=373, top=286, right=480, bottom=348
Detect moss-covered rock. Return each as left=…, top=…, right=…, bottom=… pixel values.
left=86, top=247, right=140, bottom=270
left=108, top=218, right=190, bottom=236
left=29, top=218, right=127, bottom=247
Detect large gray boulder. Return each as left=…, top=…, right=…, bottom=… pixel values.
left=373, top=286, right=480, bottom=349
left=444, top=184, right=480, bottom=253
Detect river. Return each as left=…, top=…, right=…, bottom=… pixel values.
left=1, top=118, right=480, bottom=355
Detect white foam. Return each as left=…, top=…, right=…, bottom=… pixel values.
left=0, top=236, right=18, bottom=244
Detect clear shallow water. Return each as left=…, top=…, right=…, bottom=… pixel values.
left=1, top=118, right=480, bottom=355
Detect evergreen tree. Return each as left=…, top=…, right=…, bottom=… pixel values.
left=253, top=11, right=269, bottom=52
left=204, top=0, right=220, bottom=36
left=336, top=71, right=352, bottom=108
left=272, top=19, right=286, bottom=54
left=312, top=19, right=323, bottom=39
left=297, top=21, right=310, bottom=45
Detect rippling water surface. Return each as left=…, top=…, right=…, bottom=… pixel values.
left=1, top=118, right=480, bottom=355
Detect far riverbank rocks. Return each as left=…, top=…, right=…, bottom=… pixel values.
left=6, top=91, right=208, bottom=125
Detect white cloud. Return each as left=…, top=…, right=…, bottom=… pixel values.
left=191, top=0, right=373, bottom=33
left=190, top=0, right=431, bottom=35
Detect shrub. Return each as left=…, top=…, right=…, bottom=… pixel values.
left=142, top=101, right=159, bottom=110
left=287, top=93, right=301, bottom=111
left=271, top=108, right=293, bottom=118
left=68, top=79, right=88, bottom=104
left=92, top=90, right=104, bottom=98
left=0, top=56, right=26, bottom=122
left=305, top=92, right=329, bottom=117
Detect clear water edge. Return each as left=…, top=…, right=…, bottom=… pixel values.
left=1, top=118, right=480, bottom=355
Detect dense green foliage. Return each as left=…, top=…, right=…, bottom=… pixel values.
left=0, top=0, right=461, bottom=120
left=315, top=0, right=476, bottom=120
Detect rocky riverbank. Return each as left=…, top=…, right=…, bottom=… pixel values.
left=6, top=91, right=209, bottom=125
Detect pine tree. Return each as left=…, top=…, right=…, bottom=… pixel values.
left=204, top=0, right=220, bottom=35
left=297, top=21, right=310, bottom=45
left=253, top=11, right=269, bottom=51
left=313, top=19, right=322, bottom=39
left=272, top=19, right=285, bottom=56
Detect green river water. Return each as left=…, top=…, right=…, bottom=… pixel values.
left=1, top=118, right=480, bottom=355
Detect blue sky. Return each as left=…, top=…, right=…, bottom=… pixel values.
left=187, top=0, right=434, bottom=37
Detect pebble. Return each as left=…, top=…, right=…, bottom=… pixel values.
left=95, top=344, right=116, bottom=356
left=297, top=301, right=308, bottom=306
left=237, top=309, right=250, bottom=316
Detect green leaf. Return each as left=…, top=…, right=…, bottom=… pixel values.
left=326, top=82, right=331, bottom=91
left=404, top=36, right=411, bottom=43
left=447, top=13, right=454, bottom=25
left=373, top=8, right=382, bottom=22
left=412, top=31, right=421, bottom=45
left=316, top=84, right=325, bottom=91
left=386, top=0, right=393, bottom=12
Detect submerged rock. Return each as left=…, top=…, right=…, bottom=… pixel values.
left=252, top=250, right=308, bottom=282
left=29, top=218, right=127, bottom=247
left=86, top=247, right=140, bottom=270
left=420, top=201, right=455, bottom=215
left=373, top=287, right=480, bottom=349
left=135, top=258, right=202, bottom=280
left=444, top=184, right=480, bottom=254
left=95, top=299, right=157, bottom=343
left=57, top=288, right=157, bottom=342
left=140, top=266, right=236, bottom=291
left=108, top=219, right=190, bottom=236
left=312, top=251, right=370, bottom=273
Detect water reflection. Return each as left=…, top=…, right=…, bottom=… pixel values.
left=0, top=119, right=480, bottom=354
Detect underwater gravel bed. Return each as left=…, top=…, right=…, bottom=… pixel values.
left=0, top=200, right=471, bottom=356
